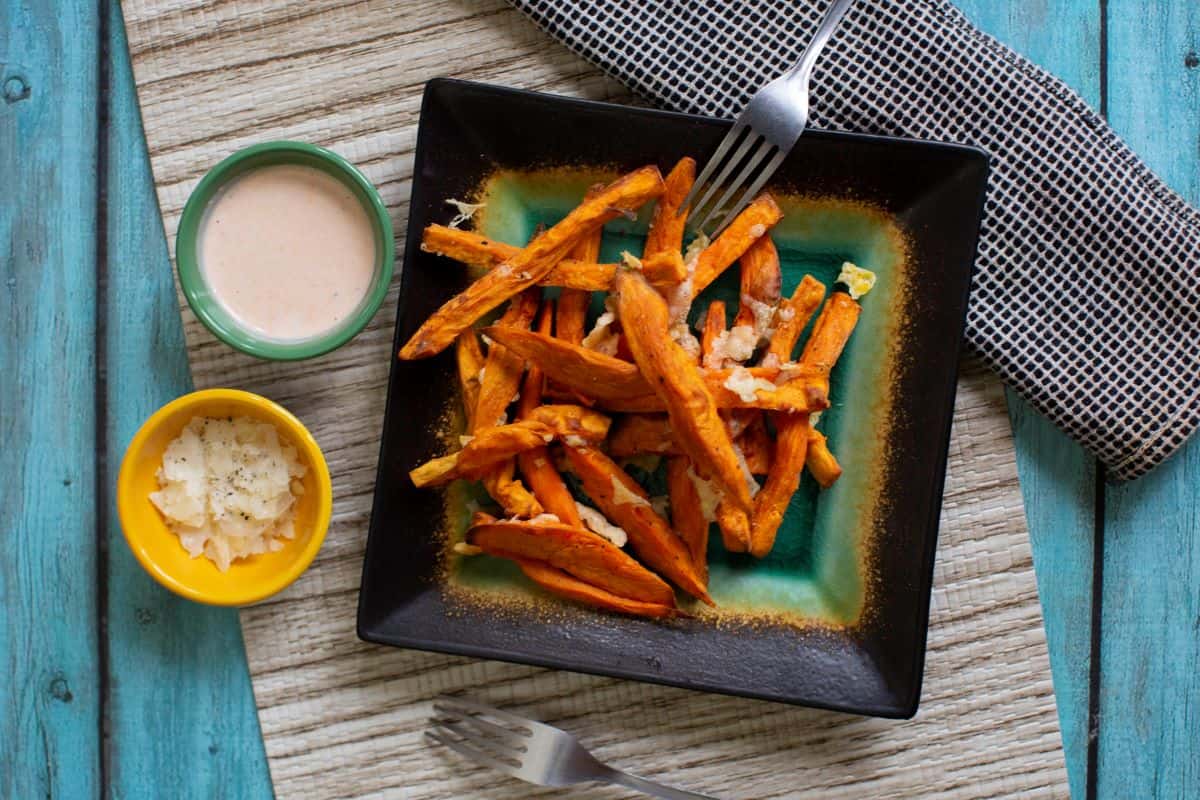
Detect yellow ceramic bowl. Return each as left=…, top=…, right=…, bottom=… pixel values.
left=117, top=388, right=332, bottom=606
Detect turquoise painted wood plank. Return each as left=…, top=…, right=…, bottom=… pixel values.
left=0, top=1, right=102, bottom=797
left=1099, top=2, right=1200, bottom=797
left=951, top=2, right=1101, bottom=796
left=102, top=1, right=275, bottom=796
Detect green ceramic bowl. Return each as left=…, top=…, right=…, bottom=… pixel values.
left=176, top=141, right=394, bottom=360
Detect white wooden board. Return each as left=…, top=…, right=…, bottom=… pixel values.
left=119, top=1, right=1068, bottom=796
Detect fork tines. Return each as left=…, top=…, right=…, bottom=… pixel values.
left=682, top=124, right=788, bottom=236
left=427, top=697, right=533, bottom=777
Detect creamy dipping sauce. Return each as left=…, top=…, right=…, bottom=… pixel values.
left=199, top=164, right=377, bottom=341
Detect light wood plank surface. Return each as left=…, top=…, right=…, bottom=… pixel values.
left=119, top=0, right=1067, bottom=796
left=101, top=2, right=274, bottom=795
left=1100, top=3, right=1200, bottom=797
left=0, top=2, right=103, bottom=797
left=14, top=0, right=1200, bottom=795
left=954, top=3, right=1102, bottom=795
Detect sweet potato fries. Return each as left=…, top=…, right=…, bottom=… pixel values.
left=404, top=161, right=875, bottom=620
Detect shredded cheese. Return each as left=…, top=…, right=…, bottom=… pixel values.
left=453, top=542, right=483, bottom=556
left=670, top=322, right=701, bottom=358
left=445, top=198, right=485, bottom=229
left=576, top=503, right=628, bottom=547
left=619, top=251, right=644, bottom=271
left=704, top=324, right=758, bottom=369
left=837, top=262, right=877, bottom=300
left=723, top=366, right=778, bottom=403
left=649, top=495, right=671, bottom=520
left=609, top=475, right=649, bottom=507
left=685, top=464, right=723, bottom=523
left=564, top=435, right=589, bottom=447
left=742, top=296, right=778, bottom=342
left=149, top=416, right=306, bottom=572
left=582, top=297, right=620, bottom=355
left=733, top=442, right=761, bottom=496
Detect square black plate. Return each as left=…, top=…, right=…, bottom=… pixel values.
left=358, top=78, right=988, bottom=718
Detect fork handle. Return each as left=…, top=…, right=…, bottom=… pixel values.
left=784, top=0, right=856, bottom=85
left=606, top=769, right=721, bottom=800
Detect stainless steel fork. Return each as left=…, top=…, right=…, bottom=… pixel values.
left=682, top=0, right=857, bottom=235
left=428, top=696, right=720, bottom=799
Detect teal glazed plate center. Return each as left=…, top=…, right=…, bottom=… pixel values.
left=176, top=141, right=394, bottom=361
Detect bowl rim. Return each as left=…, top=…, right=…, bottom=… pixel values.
left=176, top=140, right=395, bottom=361
left=117, top=388, right=332, bottom=606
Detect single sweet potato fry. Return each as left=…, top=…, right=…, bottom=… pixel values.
left=475, top=290, right=540, bottom=433
left=690, top=194, right=784, bottom=296
left=733, top=236, right=783, bottom=335
left=799, top=292, right=862, bottom=376
left=483, top=326, right=647, bottom=398
left=750, top=291, right=860, bottom=555
left=455, top=331, right=486, bottom=431
left=700, top=300, right=727, bottom=365
left=410, top=406, right=607, bottom=488
left=516, top=300, right=553, bottom=419
left=561, top=444, right=712, bottom=604
left=409, top=423, right=551, bottom=488
left=806, top=426, right=843, bottom=488
left=421, top=226, right=683, bottom=293
left=715, top=501, right=751, bottom=553
left=400, top=165, right=664, bottom=359
left=614, top=269, right=753, bottom=514
left=665, top=456, right=708, bottom=583
left=474, top=289, right=542, bottom=515
left=468, top=517, right=676, bottom=607
left=517, top=448, right=583, bottom=526
left=516, top=559, right=679, bottom=619
left=457, top=422, right=560, bottom=476
left=643, top=157, right=695, bottom=258
left=749, top=413, right=810, bottom=558
left=526, top=405, right=611, bottom=442
left=557, top=184, right=605, bottom=346
left=765, top=275, right=826, bottom=363
left=517, top=303, right=584, bottom=526
left=698, top=299, right=750, bottom=552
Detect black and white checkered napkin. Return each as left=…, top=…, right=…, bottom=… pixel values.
left=507, top=0, right=1200, bottom=481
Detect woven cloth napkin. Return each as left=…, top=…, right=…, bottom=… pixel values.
left=507, top=0, right=1200, bottom=481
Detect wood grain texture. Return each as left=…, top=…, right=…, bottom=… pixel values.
left=118, top=0, right=1066, bottom=796
left=0, top=2, right=102, bottom=797
left=953, top=3, right=1102, bottom=796
left=1100, top=3, right=1200, bottom=797
left=101, top=2, right=274, bottom=796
